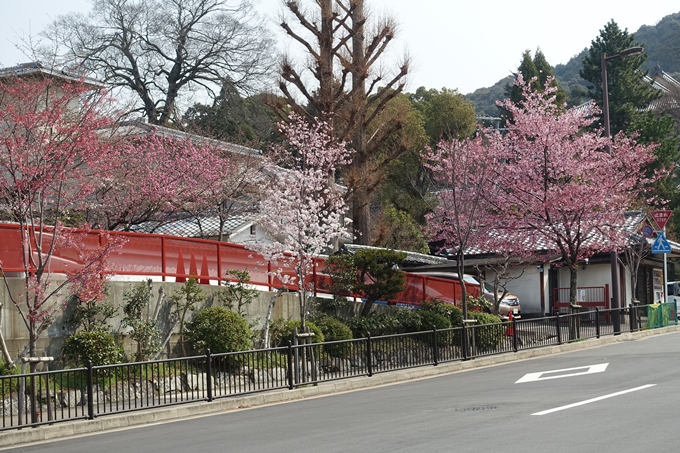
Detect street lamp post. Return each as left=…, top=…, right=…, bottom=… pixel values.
left=601, top=46, right=643, bottom=334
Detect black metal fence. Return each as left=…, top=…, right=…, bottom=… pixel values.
left=0, top=303, right=676, bottom=431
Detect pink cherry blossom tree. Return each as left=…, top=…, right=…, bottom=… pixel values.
left=0, top=76, right=124, bottom=369
left=90, top=134, right=235, bottom=232
left=489, top=75, right=663, bottom=304
left=423, top=135, right=500, bottom=319
left=247, top=114, right=353, bottom=330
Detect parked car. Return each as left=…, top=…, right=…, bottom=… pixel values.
left=410, top=271, right=521, bottom=319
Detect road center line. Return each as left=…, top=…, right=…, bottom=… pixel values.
left=532, top=384, right=656, bottom=416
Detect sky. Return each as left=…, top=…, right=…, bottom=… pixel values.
left=1, top=0, right=679, bottom=95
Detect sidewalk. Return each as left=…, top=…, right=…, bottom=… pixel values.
left=2, top=325, right=679, bottom=449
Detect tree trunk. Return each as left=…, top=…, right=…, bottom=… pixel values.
left=569, top=263, right=579, bottom=305
left=350, top=0, right=370, bottom=244
left=457, top=250, right=468, bottom=320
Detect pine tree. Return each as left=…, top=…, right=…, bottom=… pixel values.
left=580, top=20, right=661, bottom=134
left=504, top=49, right=566, bottom=122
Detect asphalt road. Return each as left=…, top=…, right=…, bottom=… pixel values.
left=6, top=332, right=680, bottom=453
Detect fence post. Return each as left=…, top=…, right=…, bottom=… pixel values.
left=86, top=360, right=94, bottom=420
left=366, top=333, right=373, bottom=377
left=556, top=313, right=562, bottom=345
left=512, top=317, right=518, bottom=353
left=595, top=307, right=601, bottom=338
left=287, top=341, right=294, bottom=390
left=205, top=349, right=213, bottom=402
left=432, top=326, right=439, bottom=366
left=461, top=322, right=468, bottom=361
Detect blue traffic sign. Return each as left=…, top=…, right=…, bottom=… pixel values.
left=652, top=232, right=672, bottom=254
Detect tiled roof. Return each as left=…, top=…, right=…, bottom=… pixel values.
left=114, top=121, right=263, bottom=158
left=0, top=62, right=103, bottom=88
left=440, top=211, right=651, bottom=258
left=343, top=244, right=450, bottom=266
left=129, top=215, right=250, bottom=238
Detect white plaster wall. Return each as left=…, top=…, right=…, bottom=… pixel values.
left=486, top=265, right=544, bottom=315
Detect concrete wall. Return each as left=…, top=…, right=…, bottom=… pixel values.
left=0, top=279, right=301, bottom=364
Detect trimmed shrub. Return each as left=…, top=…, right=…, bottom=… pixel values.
left=468, top=312, right=503, bottom=351
left=185, top=307, right=252, bottom=354
left=269, top=319, right=325, bottom=347
left=63, top=331, right=124, bottom=367
left=418, top=310, right=452, bottom=330
left=393, top=308, right=423, bottom=333
left=314, top=316, right=353, bottom=357
left=347, top=312, right=403, bottom=338
left=421, top=299, right=463, bottom=328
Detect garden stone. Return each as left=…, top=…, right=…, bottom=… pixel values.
left=349, top=354, right=366, bottom=368
left=183, top=373, right=208, bottom=392
left=58, top=389, right=83, bottom=407
left=249, top=369, right=272, bottom=387
left=153, top=376, right=183, bottom=393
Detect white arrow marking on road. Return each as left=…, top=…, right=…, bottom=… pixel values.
left=515, top=363, right=609, bottom=384
left=532, top=384, right=656, bottom=415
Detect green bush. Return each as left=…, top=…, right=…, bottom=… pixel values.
left=0, top=362, right=20, bottom=397
left=468, top=312, right=503, bottom=351
left=417, top=310, right=452, bottom=331
left=421, top=299, right=463, bottom=328
left=346, top=312, right=403, bottom=337
left=269, top=319, right=325, bottom=347
left=185, top=307, right=252, bottom=354
left=63, top=331, right=124, bottom=367
left=393, top=308, right=423, bottom=333
left=314, top=316, right=353, bottom=357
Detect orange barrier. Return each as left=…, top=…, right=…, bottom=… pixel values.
left=0, top=223, right=477, bottom=308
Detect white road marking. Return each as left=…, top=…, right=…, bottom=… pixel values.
left=532, top=384, right=656, bottom=415
left=515, top=363, right=609, bottom=383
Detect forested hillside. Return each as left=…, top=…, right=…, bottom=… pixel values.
left=465, top=11, right=680, bottom=116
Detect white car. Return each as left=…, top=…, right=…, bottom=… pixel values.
left=410, top=271, right=521, bottom=318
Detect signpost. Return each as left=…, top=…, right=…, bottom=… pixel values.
left=651, top=210, right=672, bottom=230
left=650, top=210, right=673, bottom=302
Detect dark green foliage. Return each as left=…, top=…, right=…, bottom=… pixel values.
left=269, top=319, right=325, bottom=347
left=184, top=83, right=277, bottom=148
left=417, top=310, right=452, bottom=331
left=634, top=12, right=680, bottom=75
left=314, top=316, right=354, bottom=357
left=171, top=277, right=205, bottom=357
left=219, top=269, right=259, bottom=315
left=468, top=312, right=503, bottom=351
left=421, top=299, right=463, bottom=328
left=504, top=49, right=567, bottom=121
left=346, top=307, right=450, bottom=338
left=0, top=361, right=17, bottom=376
left=122, top=280, right=162, bottom=361
left=346, top=312, right=406, bottom=338
left=185, top=307, right=252, bottom=354
left=325, top=248, right=407, bottom=316
left=409, top=87, right=476, bottom=143
left=68, top=294, right=117, bottom=333
left=373, top=205, right=430, bottom=254
left=469, top=14, right=680, bottom=117
left=580, top=20, right=661, bottom=135
left=63, top=331, right=124, bottom=367
left=465, top=76, right=512, bottom=117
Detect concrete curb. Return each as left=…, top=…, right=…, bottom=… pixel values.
left=2, top=324, right=679, bottom=448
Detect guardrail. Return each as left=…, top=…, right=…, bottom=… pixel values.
left=0, top=303, right=675, bottom=432
left=0, top=223, right=477, bottom=307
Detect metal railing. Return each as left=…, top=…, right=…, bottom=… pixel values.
left=0, top=303, right=676, bottom=432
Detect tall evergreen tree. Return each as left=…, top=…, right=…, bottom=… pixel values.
left=504, top=49, right=566, bottom=126
left=184, top=83, right=277, bottom=148
left=580, top=20, right=661, bottom=134
left=409, top=87, right=477, bottom=144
